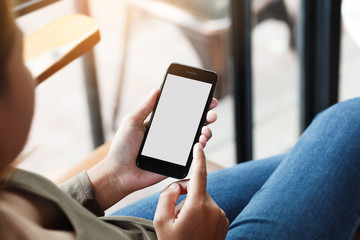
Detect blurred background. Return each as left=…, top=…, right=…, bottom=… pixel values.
left=15, top=0, right=360, bottom=180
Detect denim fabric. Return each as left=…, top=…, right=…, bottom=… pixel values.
left=112, top=98, right=360, bottom=239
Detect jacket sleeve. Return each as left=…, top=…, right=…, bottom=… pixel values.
left=59, top=171, right=104, bottom=217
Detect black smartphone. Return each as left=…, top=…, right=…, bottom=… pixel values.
left=136, top=63, right=218, bottom=179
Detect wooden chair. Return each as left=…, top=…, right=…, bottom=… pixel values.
left=12, top=11, right=100, bottom=168
left=15, top=0, right=105, bottom=148
left=24, top=14, right=100, bottom=85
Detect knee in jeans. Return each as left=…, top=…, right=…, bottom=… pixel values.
left=316, top=98, right=360, bottom=130
left=306, top=98, right=360, bottom=162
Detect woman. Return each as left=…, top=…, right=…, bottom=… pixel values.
left=2, top=0, right=360, bottom=239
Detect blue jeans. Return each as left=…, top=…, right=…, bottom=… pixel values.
left=112, top=98, right=360, bottom=239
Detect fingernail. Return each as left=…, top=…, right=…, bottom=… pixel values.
left=150, top=87, right=158, bottom=94
left=169, top=183, right=178, bottom=190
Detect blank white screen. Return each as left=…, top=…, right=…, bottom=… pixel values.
left=141, top=74, right=212, bottom=166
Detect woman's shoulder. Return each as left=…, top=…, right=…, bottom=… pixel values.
left=4, top=168, right=60, bottom=193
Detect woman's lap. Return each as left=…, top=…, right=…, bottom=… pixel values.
left=113, top=98, right=360, bottom=239
left=227, top=98, right=360, bottom=239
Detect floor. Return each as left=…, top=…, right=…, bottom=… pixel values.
left=15, top=0, right=360, bottom=212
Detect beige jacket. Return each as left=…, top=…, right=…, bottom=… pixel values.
left=4, top=169, right=157, bottom=240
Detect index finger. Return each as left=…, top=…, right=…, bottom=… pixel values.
left=188, top=143, right=207, bottom=198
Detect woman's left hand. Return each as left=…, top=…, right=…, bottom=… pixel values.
left=87, top=88, right=218, bottom=210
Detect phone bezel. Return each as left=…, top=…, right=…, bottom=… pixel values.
left=136, top=63, right=218, bottom=179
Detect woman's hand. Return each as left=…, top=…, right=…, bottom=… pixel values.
left=154, top=143, right=229, bottom=240
left=87, top=89, right=218, bottom=210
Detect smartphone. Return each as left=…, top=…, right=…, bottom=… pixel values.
left=136, top=63, right=218, bottom=179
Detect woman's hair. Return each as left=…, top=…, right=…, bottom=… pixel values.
left=0, top=0, right=16, bottom=95
left=0, top=0, right=16, bottom=187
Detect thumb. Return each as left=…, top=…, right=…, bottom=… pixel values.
left=130, top=88, right=159, bottom=123
left=155, top=183, right=181, bottom=222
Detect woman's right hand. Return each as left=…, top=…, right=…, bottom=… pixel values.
left=154, top=143, right=229, bottom=240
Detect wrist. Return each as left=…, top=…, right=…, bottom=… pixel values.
left=86, top=158, right=128, bottom=210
